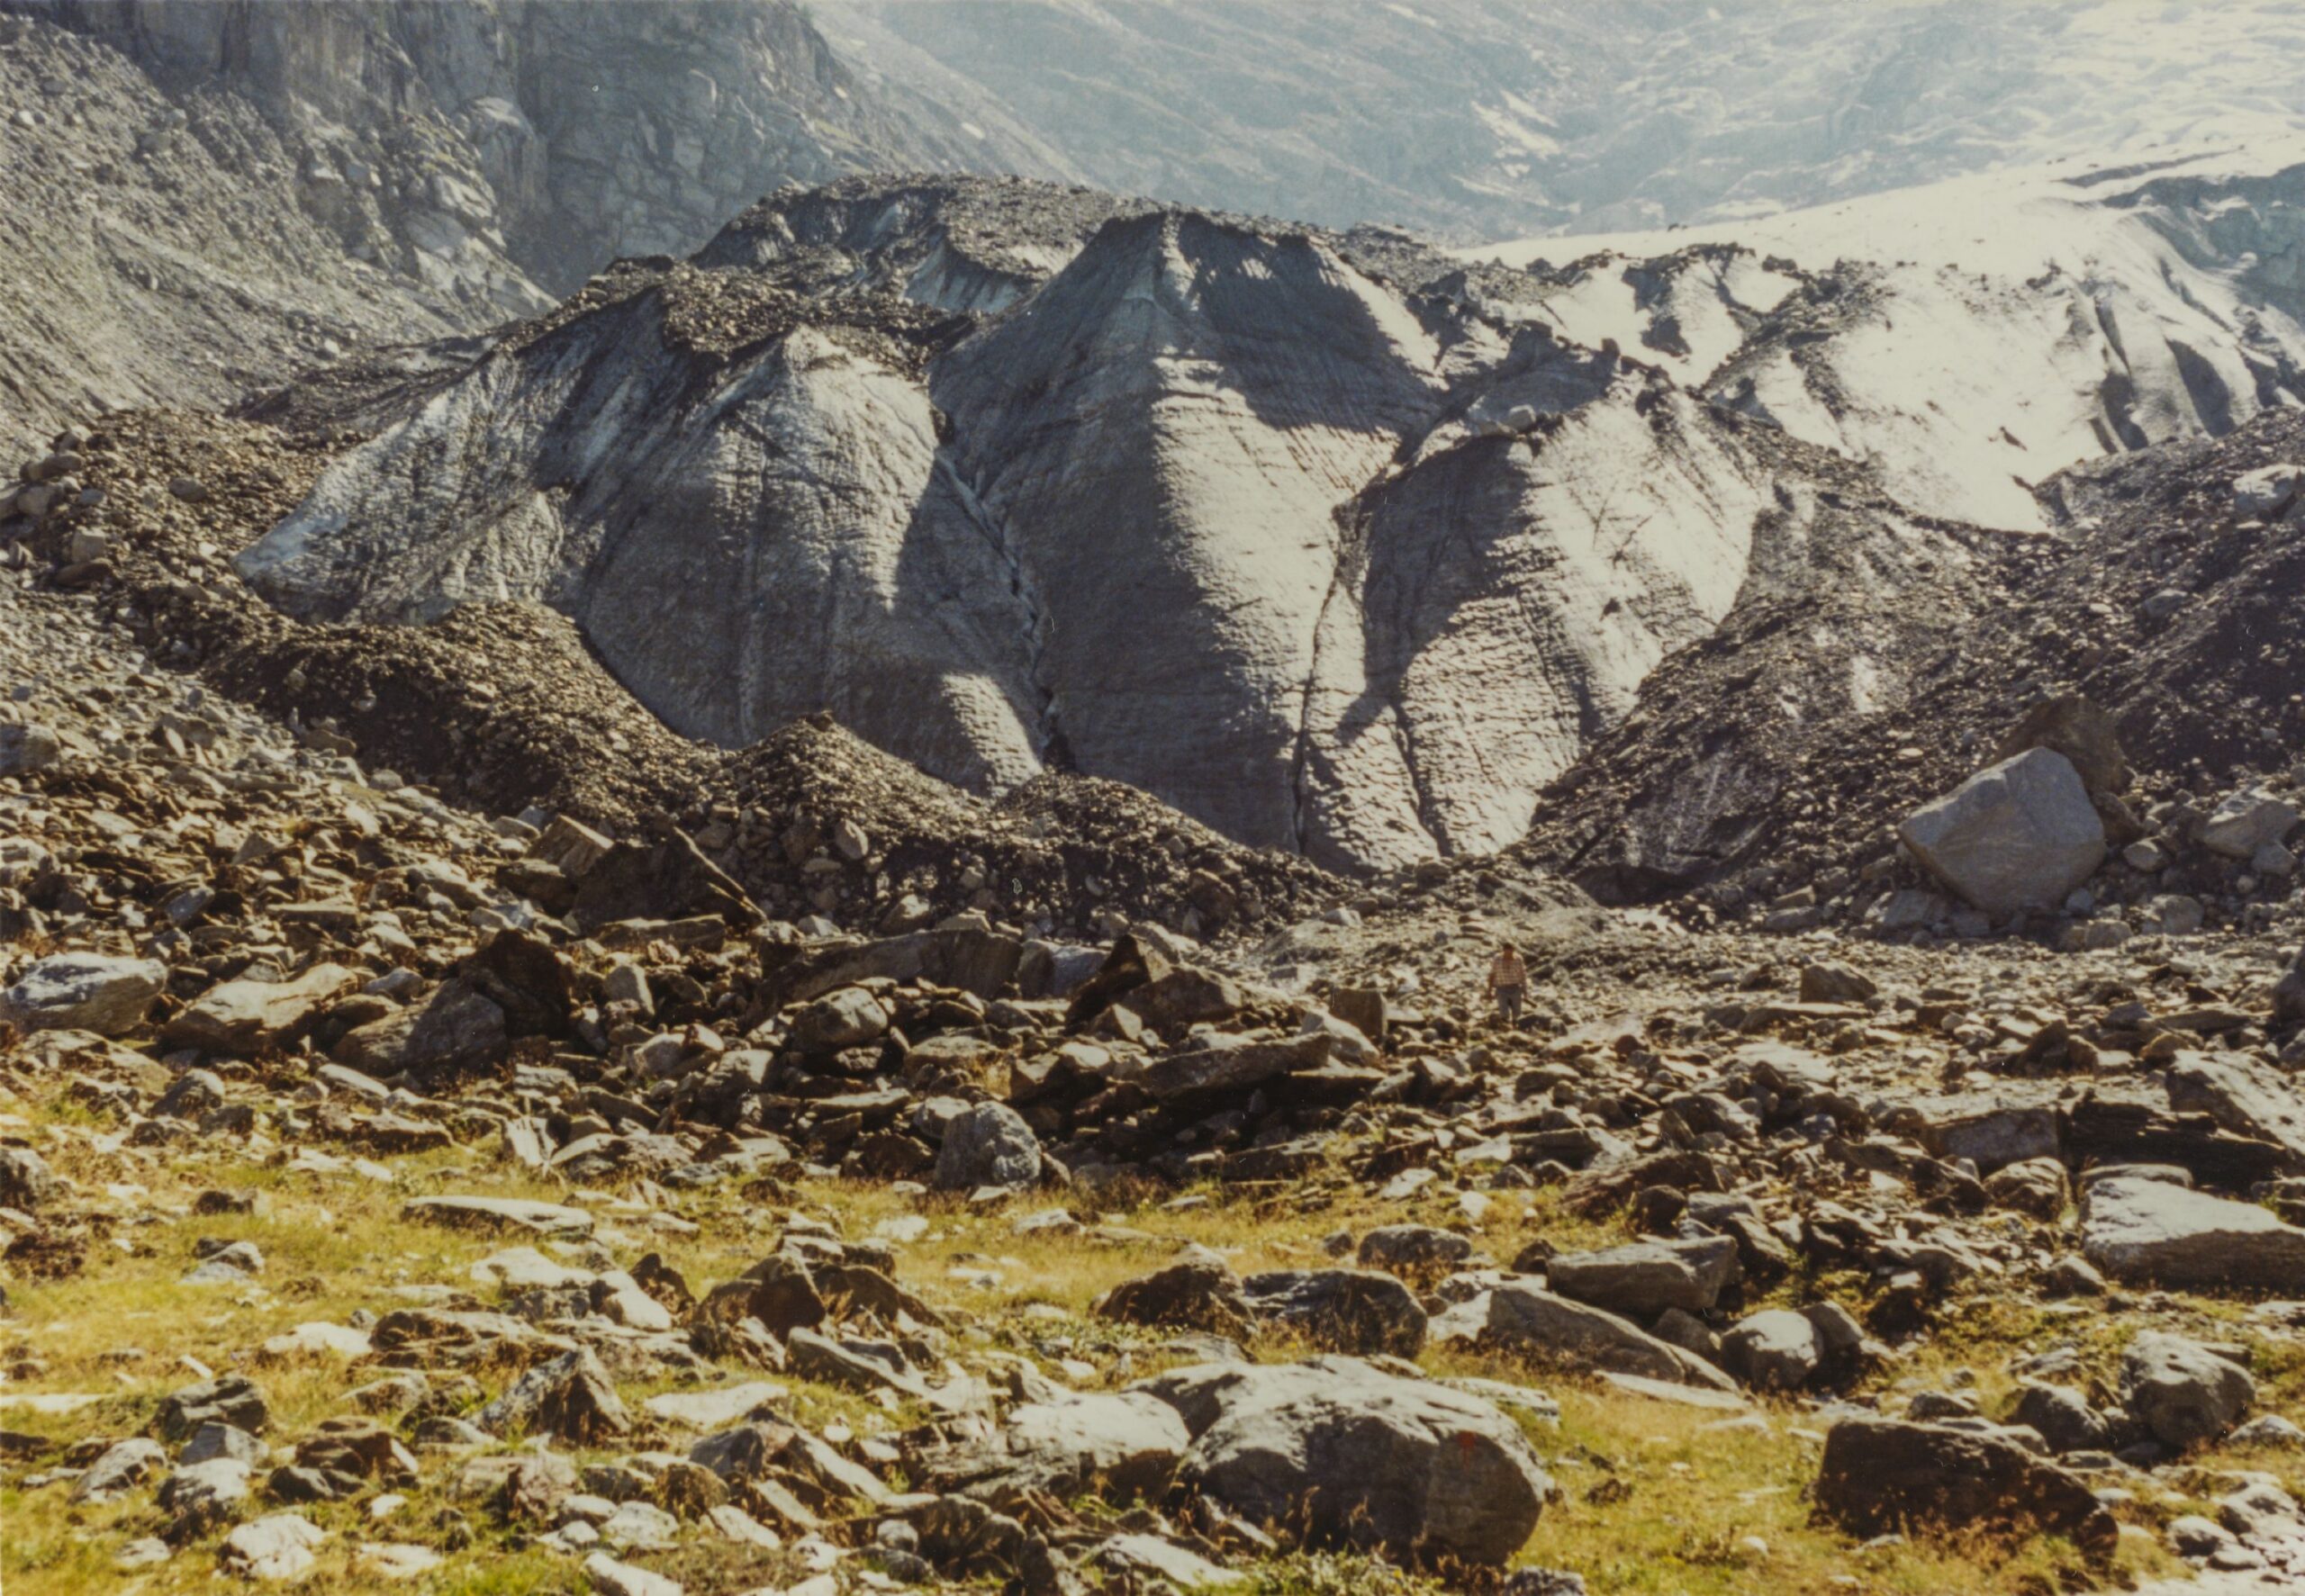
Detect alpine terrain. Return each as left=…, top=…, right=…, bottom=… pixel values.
left=1, top=6, right=2301, bottom=1596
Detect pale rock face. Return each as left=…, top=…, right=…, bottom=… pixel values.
left=1305, top=372, right=1769, bottom=869
left=1137, top=1355, right=1552, bottom=1565
left=935, top=211, right=1450, bottom=853
left=235, top=189, right=1871, bottom=874
left=2120, top=1331, right=2255, bottom=1449
left=1469, top=148, right=2305, bottom=530
left=2080, top=1177, right=2305, bottom=1293
left=238, top=303, right=1044, bottom=795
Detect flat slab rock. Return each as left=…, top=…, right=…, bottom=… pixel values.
left=2165, top=1054, right=2305, bottom=1161
left=924, top=1388, right=1190, bottom=1504
left=0, top=951, right=166, bottom=1036
left=1430, top=1278, right=1737, bottom=1393
left=402, top=1195, right=594, bottom=1239
left=160, top=962, right=356, bottom=1054
left=642, top=1382, right=790, bottom=1429
left=2081, top=1176, right=2305, bottom=1293
left=1545, top=1235, right=1739, bottom=1316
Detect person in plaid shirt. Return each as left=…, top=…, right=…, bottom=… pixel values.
left=1487, top=941, right=1527, bottom=1026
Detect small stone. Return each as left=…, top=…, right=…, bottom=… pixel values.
left=221, top=1514, right=326, bottom=1581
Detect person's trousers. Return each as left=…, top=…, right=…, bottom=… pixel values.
left=1495, top=984, right=1523, bottom=1024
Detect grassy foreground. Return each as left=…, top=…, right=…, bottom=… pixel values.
left=5, top=1081, right=2287, bottom=1596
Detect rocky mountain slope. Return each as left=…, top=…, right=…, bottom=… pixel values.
left=225, top=176, right=1986, bottom=879
left=1518, top=410, right=2305, bottom=919
left=0, top=0, right=1050, bottom=451
left=821, top=0, right=2305, bottom=242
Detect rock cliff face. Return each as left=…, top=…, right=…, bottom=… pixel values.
left=0, top=1, right=1043, bottom=447
left=235, top=177, right=1973, bottom=874
left=26, top=0, right=1033, bottom=291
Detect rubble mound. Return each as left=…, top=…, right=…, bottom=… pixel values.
left=6, top=407, right=1339, bottom=940
left=710, top=719, right=1339, bottom=938
left=1522, top=410, right=2305, bottom=937
left=696, top=174, right=1153, bottom=311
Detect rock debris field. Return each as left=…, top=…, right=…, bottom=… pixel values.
left=2, top=419, right=2301, bottom=1596
left=0, top=32, right=2301, bottom=1591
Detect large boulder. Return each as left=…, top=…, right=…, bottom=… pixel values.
left=1814, top=1417, right=2116, bottom=1555
left=2231, top=462, right=2305, bottom=518
left=772, top=926, right=1023, bottom=1006
left=1897, top=749, right=2105, bottom=916
left=2009, top=1383, right=2111, bottom=1454
left=569, top=826, right=754, bottom=931
left=1240, top=1269, right=1427, bottom=1357
left=2080, top=1177, right=2305, bottom=1293
left=70, top=1437, right=167, bottom=1502
left=0, top=1146, right=59, bottom=1211
left=1, top=952, right=166, bottom=1036
left=1137, top=1357, right=1550, bottom=1565
left=333, top=978, right=506, bottom=1077
left=1356, top=1225, right=1474, bottom=1278
left=933, top=1102, right=1043, bottom=1192
left=1545, top=1236, right=1739, bottom=1317
left=789, top=987, right=890, bottom=1052
left=158, top=1375, right=270, bottom=1442
left=2119, top=1331, right=2255, bottom=1450
left=0, top=723, right=62, bottom=775
left=1132, top=1033, right=1331, bottom=1108
left=475, top=1348, right=629, bottom=1443
left=2164, top=1054, right=2305, bottom=1163
left=158, top=1456, right=255, bottom=1532
left=221, top=1514, right=327, bottom=1581
left=1903, top=1089, right=2063, bottom=1173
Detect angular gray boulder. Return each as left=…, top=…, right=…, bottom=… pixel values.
left=2120, top=1331, right=2255, bottom=1449
left=1814, top=1416, right=2116, bottom=1555
left=1430, top=1279, right=1736, bottom=1392
left=1719, top=1309, right=1821, bottom=1391
left=1545, top=1236, right=1739, bottom=1317
left=921, top=1389, right=1189, bottom=1506
left=2197, top=788, right=2298, bottom=859
left=932, top=1102, right=1043, bottom=1192
left=1, top=952, right=166, bottom=1036
left=0, top=1146, right=59, bottom=1211
left=1897, top=749, right=2105, bottom=916
left=1136, top=1356, right=1550, bottom=1565
left=2080, top=1176, right=2305, bottom=1293
left=1240, top=1268, right=1428, bottom=1357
